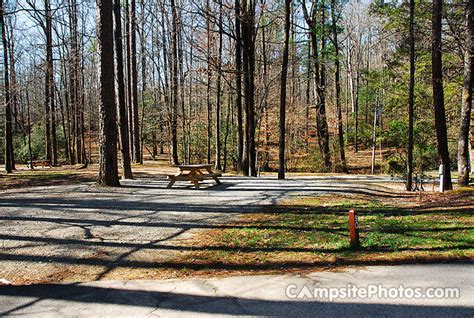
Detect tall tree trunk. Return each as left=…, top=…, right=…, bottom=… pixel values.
left=178, top=9, right=186, bottom=164
left=69, top=0, right=82, bottom=164
left=331, top=0, right=347, bottom=173
left=354, top=64, right=360, bottom=153
left=80, top=15, right=87, bottom=165
left=318, top=0, right=331, bottom=168
left=44, top=0, right=53, bottom=163
left=5, top=15, right=15, bottom=169
left=97, top=0, right=120, bottom=186
left=406, top=0, right=415, bottom=191
left=304, top=10, right=320, bottom=153
left=75, top=0, right=81, bottom=164
left=158, top=0, right=168, bottom=157
left=215, top=0, right=223, bottom=170
left=278, top=0, right=291, bottom=180
left=241, top=0, right=257, bottom=176
left=55, top=50, right=74, bottom=164
left=347, top=40, right=355, bottom=143
left=140, top=0, right=147, bottom=164
left=432, top=0, right=452, bottom=190
left=235, top=0, right=244, bottom=173
left=186, top=28, right=193, bottom=162
left=58, top=44, right=74, bottom=163
left=457, top=0, right=473, bottom=186
left=129, top=0, right=140, bottom=163
left=261, top=0, right=270, bottom=171
left=345, top=51, right=349, bottom=135
left=223, top=91, right=232, bottom=172
left=1, top=0, right=13, bottom=173
left=206, top=0, right=212, bottom=165
left=371, top=98, right=378, bottom=174
left=303, top=0, right=330, bottom=168
left=56, top=82, right=70, bottom=162
left=150, top=21, right=158, bottom=162
left=114, top=0, right=133, bottom=179
left=170, top=0, right=179, bottom=165
left=87, top=69, right=93, bottom=164
left=288, top=1, right=294, bottom=106
left=26, top=88, right=33, bottom=169
left=364, top=31, right=371, bottom=125
left=305, top=35, right=311, bottom=151
left=6, top=19, right=19, bottom=168
left=125, top=0, right=134, bottom=158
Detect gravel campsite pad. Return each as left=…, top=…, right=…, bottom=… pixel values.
left=0, top=175, right=408, bottom=284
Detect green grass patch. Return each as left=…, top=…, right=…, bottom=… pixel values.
left=186, top=194, right=474, bottom=270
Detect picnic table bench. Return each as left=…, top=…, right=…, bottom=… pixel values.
left=167, top=164, right=222, bottom=189
left=27, top=160, right=52, bottom=169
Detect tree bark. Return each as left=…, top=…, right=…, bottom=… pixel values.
left=235, top=0, right=244, bottom=173
left=79, top=17, right=87, bottom=165
left=406, top=0, right=415, bottom=191
left=170, top=0, right=180, bottom=165
left=97, top=0, right=120, bottom=186
left=261, top=0, right=270, bottom=172
left=354, top=65, right=360, bottom=153
left=206, top=0, right=212, bottom=165
left=178, top=9, right=186, bottom=164
left=241, top=0, right=257, bottom=176
left=26, top=88, right=33, bottom=169
left=215, top=0, right=223, bottom=171
left=69, top=0, right=83, bottom=164
left=305, top=34, right=311, bottom=151
left=58, top=44, right=73, bottom=163
left=114, top=0, right=133, bottom=179
left=6, top=19, right=16, bottom=170
left=140, top=0, right=147, bottom=164
left=44, top=0, right=56, bottom=164
left=371, top=99, right=378, bottom=174
left=130, top=0, right=140, bottom=163
left=457, top=0, right=473, bottom=186
left=223, top=91, right=232, bottom=172
left=432, top=0, right=452, bottom=190
left=1, top=0, right=13, bottom=173
left=302, top=0, right=330, bottom=168
left=158, top=0, right=168, bottom=157
left=278, top=0, right=291, bottom=179
left=125, top=0, right=134, bottom=158
left=318, top=0, right=331, bottom=168
left=331, top=0, right=347, bottom=173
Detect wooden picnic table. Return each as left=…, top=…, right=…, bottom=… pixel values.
left=167, top=164, right=222, bottom=189
left=27, top=160, right=52, bottom=169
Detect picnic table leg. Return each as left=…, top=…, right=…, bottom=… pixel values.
left=167, top=178, right=176, bottom=189
left=205, top=167, right=222, bottom=185
left=189, top=169, right=201, bottom=189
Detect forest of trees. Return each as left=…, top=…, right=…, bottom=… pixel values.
left=0, top=0, right=473, bottom=188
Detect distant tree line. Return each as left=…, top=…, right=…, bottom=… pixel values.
left=0, top=0, right=472, bottom=188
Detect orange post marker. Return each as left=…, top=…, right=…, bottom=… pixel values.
left=348, top=209, right=360, bottom=249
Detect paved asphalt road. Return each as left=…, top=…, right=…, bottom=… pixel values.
left=1, top=261, right=473, bottom=317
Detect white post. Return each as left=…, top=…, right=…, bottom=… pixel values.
left=439, top=164, right=445, bottom=193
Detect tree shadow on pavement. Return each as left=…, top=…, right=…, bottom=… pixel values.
left=1, top=283, right=472, bottom=317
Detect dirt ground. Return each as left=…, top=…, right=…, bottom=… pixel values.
left=0, top=161, right=178, bottom=191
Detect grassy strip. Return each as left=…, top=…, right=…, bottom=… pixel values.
left=179, top=191, right=474, bottom=273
